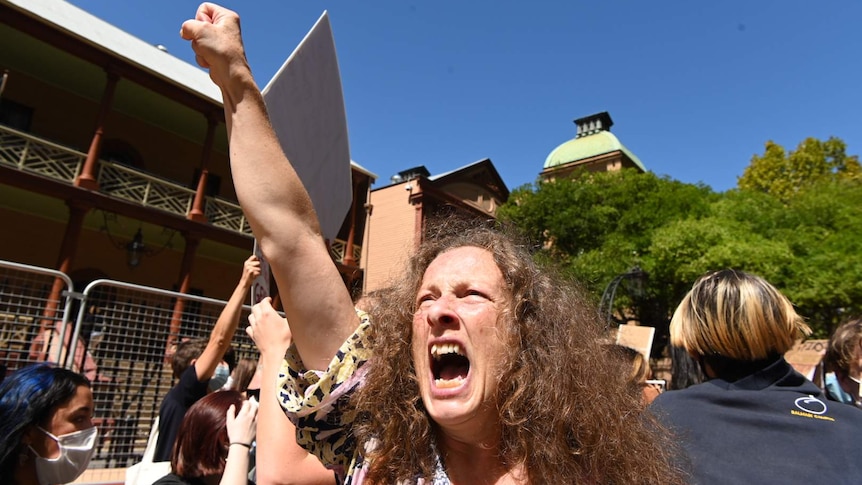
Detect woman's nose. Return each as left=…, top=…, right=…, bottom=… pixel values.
left=426, top=296, right=457, bottom=327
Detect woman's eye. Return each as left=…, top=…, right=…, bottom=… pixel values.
left=416, top=295, right=434, bottom=308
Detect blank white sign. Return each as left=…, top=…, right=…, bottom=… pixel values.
left=261, top=11, right=352, bottom=242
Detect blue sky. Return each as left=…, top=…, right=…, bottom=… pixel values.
left=67, top=1, right=862, bottom=193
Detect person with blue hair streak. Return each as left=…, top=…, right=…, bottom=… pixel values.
left=0, top=364, right=97, bottom=485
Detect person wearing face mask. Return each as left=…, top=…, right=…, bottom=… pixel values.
left=0, top=364, right=97, bottom=485
left=823, top=318, right=862, bottom=408
left=153, top=255, right=260, bottom=462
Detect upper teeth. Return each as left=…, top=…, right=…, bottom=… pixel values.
left=431, top=343, right=464, bottom=359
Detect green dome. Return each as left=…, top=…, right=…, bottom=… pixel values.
left=544, top=130, right=645, bottom=171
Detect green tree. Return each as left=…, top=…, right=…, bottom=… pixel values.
left=630, top=180, right=862, bottom=337
left=498, top=169, right=715, bottom=349
left=649, top=190, right=796, bottom=316
left=500, top=169, right=714, bottom=289
left=501, top=165, right=862, bottom=341
left=778, top=179, right=862, bottom=336
left=738, top=137, right=861, bottom=202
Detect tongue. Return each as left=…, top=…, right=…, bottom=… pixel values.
left=439, top=361, right=469, bottom=381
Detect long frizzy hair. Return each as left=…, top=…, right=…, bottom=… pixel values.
left=353, top=218, right=686, bottom=484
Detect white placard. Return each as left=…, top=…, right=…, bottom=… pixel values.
left=261, top=11, right=352, bottom=242
left=251, top=239, right=271, bottom=305
left=616, top=324, right=656, bottom=360
left=784, top=339, right=828, bottom=381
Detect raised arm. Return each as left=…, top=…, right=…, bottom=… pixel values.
left=247, top=298, right=336, bottom=485
left=196, top=254, right=260, bottom=381
left=181, top=3, right=358, bottom=370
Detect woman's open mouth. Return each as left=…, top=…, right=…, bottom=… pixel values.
left=430, top=342, right=471, bottom=388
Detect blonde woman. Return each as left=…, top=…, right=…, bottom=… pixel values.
left=651, top=269, right=862, bottom=484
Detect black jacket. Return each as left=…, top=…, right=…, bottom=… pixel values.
left=651, top=358, right=862, bottom=485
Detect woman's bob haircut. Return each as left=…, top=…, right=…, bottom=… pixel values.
left=670, top=269, right=810, bottom=361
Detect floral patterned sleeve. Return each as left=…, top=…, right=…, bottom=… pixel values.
left=276, top=310, right=372, bottom=479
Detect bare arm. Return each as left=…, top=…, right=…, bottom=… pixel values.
left=196, top=255, right=260, bottom=381
left=181, top=3, right=357, bottom=371
left=222, top=399, right=258, bottom=485
left=248, top=298, right=336, bottom=485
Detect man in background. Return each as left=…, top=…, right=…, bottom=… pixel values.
left=153, top=255, right=260, bottom=461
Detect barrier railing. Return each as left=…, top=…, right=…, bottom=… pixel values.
left=0, top=259, right=259, bottom=471
left=0, top=260, right=76, bottom=374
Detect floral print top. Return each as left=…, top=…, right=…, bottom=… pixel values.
left=276, top=310, right=451, bottom=485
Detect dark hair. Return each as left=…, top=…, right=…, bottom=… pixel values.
left=229, top=358, right=257, bottom=393
left=222, top=346, right=237, bottom=374
left=0, top=364, right=90, bottom=478
left=354, top=218, right=686, bottom=484
left=668, top=345, right=703, bottom=390
left=171, top=339, right=237, bottom=380
left=172, top=390, right=243, bottom=479
left=171, top=338, right=208, bottom=379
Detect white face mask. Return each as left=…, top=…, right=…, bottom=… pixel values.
left=30, top=426, right=98, bottom=485
left=209, top=363, right=230, bottom=391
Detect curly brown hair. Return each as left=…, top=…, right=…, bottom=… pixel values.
left=353, top=218, right=686, bottom=484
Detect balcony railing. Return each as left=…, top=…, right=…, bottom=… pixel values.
left=0, top=124, right=365, bottom=264
left=0, top=124, right=84, bottom=183
left=0, top=124, right=250, bottom=236
left=330, top=239, right=362, bottom=266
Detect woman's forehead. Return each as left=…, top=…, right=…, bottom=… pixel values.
left=420, top=247, right=504, bottom=287
left=51, top=385, right=93, bottom=422
left=427, top=246, right=496, bottom=271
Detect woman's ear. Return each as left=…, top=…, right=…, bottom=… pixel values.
left=21, top=425, right=39, bottom=446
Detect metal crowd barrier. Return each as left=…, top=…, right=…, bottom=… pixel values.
left=0, top=260, right=259, bottom=470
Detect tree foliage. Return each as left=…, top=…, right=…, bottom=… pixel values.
left=738, top=137, right=861, bottom=202
left=500, top=145, right=862, bottom=342
left=499, top=169, right=715, bottom=351
left=777, top=179, right=862, bottom=335
left=499, top=169, right=714, bottom=292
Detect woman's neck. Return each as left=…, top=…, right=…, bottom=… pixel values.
left=702, top=353, right=781, bottom=382
left=438, top=435, right=526, bottom=485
